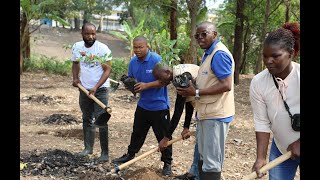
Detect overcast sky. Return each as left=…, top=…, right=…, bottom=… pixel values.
left=206, top=0, right=225, bottom=9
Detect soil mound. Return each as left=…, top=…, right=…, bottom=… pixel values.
left=125, top=167, right=164, bottom=180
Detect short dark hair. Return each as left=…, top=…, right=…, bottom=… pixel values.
left=81, top=23, right=96, bottom=32
left=133, top=36, right=147, bottom=43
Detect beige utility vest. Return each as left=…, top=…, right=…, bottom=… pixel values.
left=195, top=41, right=235, bottom=120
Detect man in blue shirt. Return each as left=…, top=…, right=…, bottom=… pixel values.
left=112, top=36, right=172, bottom=176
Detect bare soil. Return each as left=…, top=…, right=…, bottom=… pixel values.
left=20, top=27, right=300, bottom=180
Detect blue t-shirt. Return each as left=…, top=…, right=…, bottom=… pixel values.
left=128, top=50, right=170, bottom=111
left=197, top=40, right=234, bottom=123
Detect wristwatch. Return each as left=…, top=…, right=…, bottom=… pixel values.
left=195, top=89, right=200, bottom=100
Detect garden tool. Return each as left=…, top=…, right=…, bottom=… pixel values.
left=109, top=78, right=121, bottom=92
left=77, top=83, right=112, bottom=128
left=110, top=131, right=196, bottom=174
left=242, top=151, right=292, bottom=180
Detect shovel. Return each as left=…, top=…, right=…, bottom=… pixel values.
left=77, top=83, right=112, bottom=128
left=110, top=131, right=196, bottom=174
left=242, top=151, right=292, bottom=180
left=109, top=78, right=121, bottom=92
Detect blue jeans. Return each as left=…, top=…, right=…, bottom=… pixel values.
left=189, top=125, right=199, bottom=180
left=269, top=139, right=300, bottom=180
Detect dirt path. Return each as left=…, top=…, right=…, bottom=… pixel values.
left=20, top=28, right=300, bottom=180
left=30, top=27, right=130, bottom=60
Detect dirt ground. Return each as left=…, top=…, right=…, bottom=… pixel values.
left=20, top=27, right=300, bottom=180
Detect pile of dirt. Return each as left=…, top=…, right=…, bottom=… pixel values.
left=125, top=167, right=164, bottom=180
left=42, top=114, right=79, bottom=125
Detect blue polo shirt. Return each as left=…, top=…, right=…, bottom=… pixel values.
left=128, top=50, right=170, bottom=111
left=196, top=40, right=234, bottom=123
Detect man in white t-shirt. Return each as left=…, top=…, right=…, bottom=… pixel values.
left=71, top=23, right=112, bottom=162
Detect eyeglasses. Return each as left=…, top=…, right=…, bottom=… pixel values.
left=194, top=31, right=212, bottom=39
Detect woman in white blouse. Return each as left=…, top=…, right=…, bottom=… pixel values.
left=249, top=22, right=300, bottom=180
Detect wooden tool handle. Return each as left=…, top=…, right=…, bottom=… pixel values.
left=242, top=151, right=292, bottom=180
left=109, top=78, right=120, bottom=84
left=77, top=83, right=112, bottom=113
left=111, top=131, right=196, bottom=173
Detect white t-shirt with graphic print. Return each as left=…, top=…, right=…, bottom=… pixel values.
left=71, top=40, right=112, bottom=89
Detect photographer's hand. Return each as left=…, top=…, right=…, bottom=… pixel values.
left=176, top=80, right=195, bottom=97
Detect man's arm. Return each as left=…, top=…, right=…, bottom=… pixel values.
left=72, top=61, right=80, bottom=87
left=134, top=80, right=166, bottom=93
left=167, top=93, right=187, bottom=137
left=95, top=61, right=112, bottom=89
left=88, top=61, right=112, bottom=95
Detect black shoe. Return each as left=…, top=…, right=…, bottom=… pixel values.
left=175, top=172, right=195, bottom=180
left=112, top=153, right=134, bottom=164
left=162, top=163, right=172, bottom=176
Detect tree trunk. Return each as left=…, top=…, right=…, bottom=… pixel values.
left=240, top=24, right=251, bottom=74
left=20, top=12, right=31, bottom=74
left=20, top=13, right=28, bottom=74
left=186, top=0, right=202, bottom=65
left=74, top=17, right=80, bottom=30
left=97, top=15, right=104, bottom=33
left=254, top=0, right=271, bottom=74
left=127, top=4, right=135, bottom=26
left=284, top=0, right=291, bottom=22
left=170, top=0, right=178, bottom=48
left=83, top=11, right=89, bottom=24
left=25, top=31, right=30, bottom=59
left=233, top=0, right=245, bottom=85
left=69, top=19, right=73, bottom=30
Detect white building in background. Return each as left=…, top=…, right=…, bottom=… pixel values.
left=92, top=7, right=126, bottom=31
left=39, top=5, right=127, bottom=32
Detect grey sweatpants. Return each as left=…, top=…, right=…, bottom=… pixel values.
left=197, top=119, right=229, bottom=172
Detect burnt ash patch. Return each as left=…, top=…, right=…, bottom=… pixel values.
left=115, top=95, right=138, bottom=103
left=20, top=149, right=119, bottom=179
left=21, top=94, right=64, bottom=104
left=42, top=114, right=79, bottom=125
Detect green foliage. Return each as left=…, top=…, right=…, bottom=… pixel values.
left=110, top=58, right=128, bottom=81
left=149, top=29, right=181, bottom=67
left=133, top=6, right=167, bottom=33
left=109, top=20, right=145, bottom=58
left=63, top=43, right=72, bottom=50
left=24, top=54, right=72, bottom=76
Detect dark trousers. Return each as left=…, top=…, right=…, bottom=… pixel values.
left=79, top=87, right=109, bottom=148
left=79, top=87, right=108, bottom=126
left=169, top=93, right=194, bottom=135
left=128, top=106, right=173, bottom=164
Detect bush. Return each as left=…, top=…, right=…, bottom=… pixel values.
left=23, top=54, right=72, bottom=76
left=110, top=58, right=128, bottom=81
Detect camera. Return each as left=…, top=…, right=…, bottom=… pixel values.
left=172, top=72, right=193, bottom=88
left=291, top=114, right=300, bottom=131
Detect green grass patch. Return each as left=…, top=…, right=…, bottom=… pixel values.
left=23, top=54, right=72, bottom=76
left=23, top=54, right=129, bottom=79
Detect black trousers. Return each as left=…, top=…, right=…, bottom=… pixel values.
left=168, top=93, right=194, bottom=136
left=128, top=106, right=173, bottom=164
